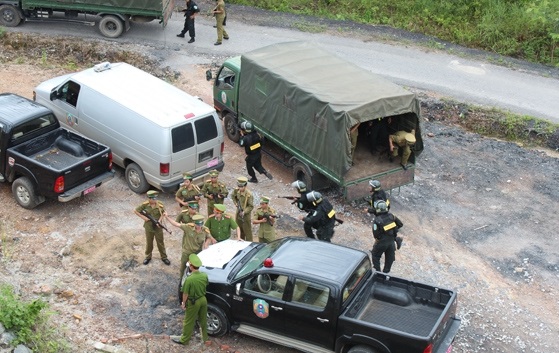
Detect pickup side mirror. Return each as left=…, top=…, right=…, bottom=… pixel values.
left=235, top=282, right=241, bottom=295
left=206, top=70, right=213, bottom=81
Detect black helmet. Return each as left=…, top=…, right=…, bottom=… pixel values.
left=369, top=179, right=381, bottom=191
left=291, top=180, right=307, bottom=193
left=306, top=191, right=322, bottom=204
left=240, top=121, right=253, bottom=132
left=375, top=200, right=388, bottom=214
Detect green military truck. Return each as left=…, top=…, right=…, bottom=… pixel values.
left=0, top=0, right=175, bottom=37
left=207, top=41, right=423, bottom=200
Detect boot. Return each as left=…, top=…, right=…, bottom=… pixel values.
left=395, top=236, right=403, bottom=250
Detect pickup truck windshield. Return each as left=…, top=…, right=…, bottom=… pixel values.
left=11, top=114, right=58, bottom=142
left=233, top=241, right=283, bottom=281
left=342, top=258, right=371, bottom=303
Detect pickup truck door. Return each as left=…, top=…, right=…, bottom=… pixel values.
left=48, top=80, right=81, bottom=133
left=231, top=273, right=288, bottom=333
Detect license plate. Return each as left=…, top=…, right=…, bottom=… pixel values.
left=446, top=344, right=453, bottom=353
left=83, top=185, right=96, bottom=195
left=207, top=158, right=218, bottom=167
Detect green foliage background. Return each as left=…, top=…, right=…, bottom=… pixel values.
left=231, top=0, right=559, bottom=66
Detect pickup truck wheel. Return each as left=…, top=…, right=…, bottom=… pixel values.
left=348, top=345, right=378, bottom=353
left=99, top=15, right=124, bottom=38
left=292, top=161, right=314, bottom=190
left=223, top=113, right=240, bottom=143
left=207, top=304, right=228, bottom=337
left=12, top=177, right=40, bottom=209
left=0, top=4, right=21, bottom=27
left=125, top=163, right=150, bottom=194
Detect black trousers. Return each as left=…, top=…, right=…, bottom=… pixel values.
left=245, top=153, right=267, bottom=179
left=181, top=17, right=195, bottom=38
left=371, top=239, right=396, bottom=273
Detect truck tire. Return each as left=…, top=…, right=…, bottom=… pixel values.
left=292, top=161, right=314, bottom=190
left=207, top=304, right=229, bottom=337
left=223, top=113, right=240, bottom=143
left=0, top=4, right=22, bottom=27
left=12, top=177, right=40, bottom=209
left=99, top=15, right=124, bottom=38
left=348, top=345, right=379, bottom=353
left=125, top=163, right=150, bottom=194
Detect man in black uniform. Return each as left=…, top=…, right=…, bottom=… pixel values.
left=291, top=180, right=313, bottom=212
left=365, top=179, right=402, bottom=249
left=300, top=191, right=336, bottom=242
left=371, top=200, right=403, bottom=273
left=177, top=0, right=200, bottom=43
left=239, top=121, right=273, bottom=183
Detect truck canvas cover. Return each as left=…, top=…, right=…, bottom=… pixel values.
left=238, top=41, right=421, bottom=179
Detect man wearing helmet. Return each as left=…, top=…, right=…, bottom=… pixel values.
left=365, top=179, right=402, bottom=250
left=388, top=129, right=416, bottom=170
left=291, top=180, right=313, bottom=213
left=239, top=121, right=273, bottom=183
left=300, top=191, right=336, bottom=242
left=371, top=200, right=403, bottom=273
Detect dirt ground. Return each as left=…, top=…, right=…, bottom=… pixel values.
left=1, top=36, right=559, bottom=353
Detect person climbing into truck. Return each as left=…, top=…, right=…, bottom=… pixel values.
left=300, top=191, right=336, bottom=242
left=365, top=180, right=402, bottom=250
left=239, top=121, right=273, bottom=183
left=371, top=200, right=403, bottom=273
left=389, top=129, right=416, bottom=170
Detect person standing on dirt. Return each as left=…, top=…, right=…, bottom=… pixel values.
left=291, top=180, right=313, bottom=213
left=177, top=0, right=200, bottom=43
left=134, top=190, right=170, bottom=266
left=300, top=191, right=336, bottom=242
left=176, top=201, right=200, bottom=224
left=239, top=121, right=273, bottom=183
left=253, top=196, right=278, bottom=243
left=389, top=129, right=416, bottom=170
left=201, top=169, right=228, bottom=216
left=175, top=173, right=202, bottom=210
left=365, top=180, right=402, bottom=250
left=371, top=200, right=403, bottom=273
left=231, top=176, right=254, bottom=241
left=171, top=253, right=212, bottom=347
left=165, top=213, right=209, bottom=278
left=204, top=204, right=241, bottom=246
left=212, top=0, right=229, bottom=45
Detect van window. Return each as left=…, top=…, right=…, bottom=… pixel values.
left=58, top=81, right=81, bottom=107
left=194, top=116, right=218, bottom=144
left=171, top=123, right=195, bottom=153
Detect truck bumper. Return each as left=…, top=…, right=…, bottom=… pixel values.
left=58, top=171, right=115, bottom=202
left=434, top=317, right=461, bottom=353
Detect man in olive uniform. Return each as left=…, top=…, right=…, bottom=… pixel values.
left=389, top=129, right=416, bottom=170
left=371, top=200, right=404, bottom=273
left=204, top=204, right=241, bottom=247
left=134, top=190, right=170, bottom=265
left=201, top=169, right=228, bottom=216
left=165, top=213, right=210, bottom=278
left=175, top=173, right=202, bottom=210
left=212, top=0, right=229, bottom=45
left=300, top=191, right=336, bottom=242
left=176, top=201, right=200, bottom=224
left=171, top=253, right=211, bottom=346
left=239, top=121, right=273, bottom=183
left=231, top=176, right=254, bottom=241
left=252, top=196, right=278, bottom=243
left=177, top=0, right=200, bottom=43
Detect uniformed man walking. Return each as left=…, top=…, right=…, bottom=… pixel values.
left=201, top=169, right=228, bottom=216
left=371, top=200, right=404, bottom=273
left=165, top=213, right=210, bottom=278
left=175, top=173, right=202, bottom=210
left=204, top=204, right=241, bottom=247
left=365, top=180, right=402, bottom=250
left=134, top=190, right=170, bottom=265
left=252, top=196, right=278, bottom=243
left=212, top=0, right=229, bottom=45
left=300, top=191, right=336, bottom=242
left=231, top=176, right=254, bottom=241
left=177, top=0, right=200, bottom=43
left=171, top=253, right=211, bottom=347
left=389, top=130, right=416, bottom=170
left=239, top=121, right=273, bottom=183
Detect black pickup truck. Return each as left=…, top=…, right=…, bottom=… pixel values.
left=187, top=237, right=461, bottom=353
left=0, top=93, right=113, bottom=209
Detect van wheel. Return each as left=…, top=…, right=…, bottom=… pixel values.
left=12, top=177, right=40, bottom=209
left=207, top=304, right=229, bottom=337
left=348, top=345, right=379, bottom=353
left=223, top=114, right=240, bottom=142
left=292, top=161, right=314, bottom=190
left=125, top=163, right=149, bottom=194
left=0, top=4, right=22, bottom=27
left=99, top=15, right=124, bottom=38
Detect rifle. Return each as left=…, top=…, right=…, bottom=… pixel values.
left=140, top=210, right=171, bottom=234
left=262, top=213, right=280, bottom=226
left=277, top=195, right=298, bottom=204
left=235, top=202, right=244, bottom=218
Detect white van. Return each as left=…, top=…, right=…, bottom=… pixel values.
left=34, top=62, right=225, bottom=194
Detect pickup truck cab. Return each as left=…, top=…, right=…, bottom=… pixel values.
left=189, top=237, right=461, bottom=353
left=0, top=93, right=114, bottom=208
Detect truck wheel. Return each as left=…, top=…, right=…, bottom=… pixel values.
left=207, top=304, right=229, bottom=337
left=12, top=177, right=40, bottom=209
left=292, top=161, right=314, bottom=190
left=348, top=345, right=379, bottom=353
left=99, top=15, right=124, bottom=38
left=0, top=4, right=22, bottom=27
left=125, top=163, right=150, bottom=194
left=223, top=113, right=240, bottom=142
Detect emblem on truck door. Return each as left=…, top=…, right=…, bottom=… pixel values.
left=253, top=299, right=269, bottom=319
left=221, top=91, right=227, bottom=104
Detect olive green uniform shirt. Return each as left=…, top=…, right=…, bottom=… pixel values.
left=201, top=180, right=228, bottom=215
left=204, top=214, right=238, bottom=242
left=175, top=186, right=201, bottom=208
left=253, top=206, right=277, bottom=243
left=231, top=188, right=254, bottom=241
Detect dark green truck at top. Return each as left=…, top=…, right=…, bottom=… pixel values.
left=0, top=0, right=175, bottom=37
left=207, top=41, right=424, bottom=200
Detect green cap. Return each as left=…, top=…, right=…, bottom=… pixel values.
left=183, top=172, right=193, bottom=180
left=189, top=253, right=202, bottom=267
left=188, top=201, right=199, bottom=209
left=209, top=169, right=219, bottom=177
left=214, top=204, right=226, bottom=213
left=147, top=190, right=159, bottom=199
left=260, top=196, right=270, bottom=203
left=237, top=176, right=248, bottom=186
left=192, top=214, right=204, bottom=225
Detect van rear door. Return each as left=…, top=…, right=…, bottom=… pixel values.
left=192, top=114, right=222, bottom=173
left=170, top=121, right=198, bottom=180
